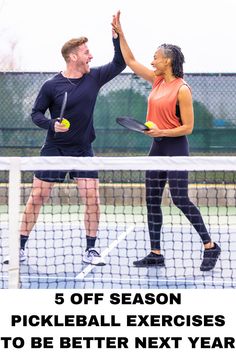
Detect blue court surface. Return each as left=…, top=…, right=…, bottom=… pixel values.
left=1, top=212, right=236, bottom=289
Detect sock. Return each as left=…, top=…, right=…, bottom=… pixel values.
left=205, top=243, right=216, bottom=251
left=151, top=252, right=162, bottom=257
left=20, top=235, right=28, bottom=250
left=86, top=236, right=96, bottom=251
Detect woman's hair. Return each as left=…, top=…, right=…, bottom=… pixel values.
left=159, top=44, right=185, bottom=78
left=61, top=37, right=88, bottom=62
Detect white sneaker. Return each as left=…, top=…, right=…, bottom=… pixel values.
left=20, top=249, right=26, bottom=262
left=3, top=249, right=26, bottom=265
left=83, top=248, right=106, bottom=266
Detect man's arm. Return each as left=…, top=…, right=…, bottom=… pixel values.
left=93, top=34, right=126, bottom=87
left=31, top=82, right=55, bottom=131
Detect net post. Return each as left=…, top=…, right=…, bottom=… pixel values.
left=8, top=157, right=21, bottom=289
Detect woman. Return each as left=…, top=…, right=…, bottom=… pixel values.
left=112, top=11, right=220, bottom=271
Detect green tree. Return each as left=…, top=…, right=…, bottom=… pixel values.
left=193, top=100, right=214, bottom=129
left=188, top=100, right=215, bottom=152
left=94, top=89, right=149, bottom=154
left=94, top=89, right=147, bottom=128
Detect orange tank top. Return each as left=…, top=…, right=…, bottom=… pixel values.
left=146, top=76, right=191, bottom=129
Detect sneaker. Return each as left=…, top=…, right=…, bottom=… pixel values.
left=200, top=243, right=221, bottom=271
left=83, top=248, right=106, bottom=266
left=133, top=252, right=165, bottom=267
left=3, top=249, right=26, bottom=265
left=20, top=249, right=26, bottom=262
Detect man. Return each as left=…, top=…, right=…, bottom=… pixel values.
left=5, top=29, right=125, bottom=266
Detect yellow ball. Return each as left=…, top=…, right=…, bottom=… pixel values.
left=144, top=121, right=155, bottom=129
left=61, top=118, right=70, bottom=129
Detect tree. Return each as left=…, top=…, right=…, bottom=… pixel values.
left=193, top=100, right=214, bottom=129
left=93, top=89, right=149, bottom=154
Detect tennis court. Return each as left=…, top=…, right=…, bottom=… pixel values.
left=1, top=160, right=236, bottom=290
left=1, top=220, right=235, bottom=289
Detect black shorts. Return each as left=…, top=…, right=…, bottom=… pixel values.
left=35, top=144, right=98, bottom=182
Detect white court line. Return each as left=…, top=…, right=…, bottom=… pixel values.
left=76, top=277, right=236, bottom=287
left=3, top=275, right=235, bottom=288
left=76, top=225, right=135, bottom=280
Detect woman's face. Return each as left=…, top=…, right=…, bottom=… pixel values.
left=151, top=48, right=168, bottom=75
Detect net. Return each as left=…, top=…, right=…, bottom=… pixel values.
left=0, top=156, right=236, bottom=289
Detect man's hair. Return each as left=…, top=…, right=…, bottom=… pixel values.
left=159, top=44, right=185, bottom=78
left=61, top=37, right=88, bottom=62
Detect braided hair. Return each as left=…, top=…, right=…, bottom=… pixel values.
left=159, top=44, right=185, bottom=78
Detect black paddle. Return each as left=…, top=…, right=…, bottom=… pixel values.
left=116, top=116, right=150, bottom=133
left=58, top=91, right=68, bottom=123
left=54, top=92, right=69, bottom=136
left=116, top=116, right=163, bottom=141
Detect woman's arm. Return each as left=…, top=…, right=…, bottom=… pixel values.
left=112, top=11, right=156, bottom=84
left=145, top=85, right=194, bottom=138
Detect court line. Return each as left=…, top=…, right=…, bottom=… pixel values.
left=76, top=225, right=135, bottom=280
left=77, top=277, right=236, bottom=286
left=3, top=275, right=235, bottom=288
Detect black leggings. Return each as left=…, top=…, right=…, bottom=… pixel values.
left=146, top=136, right=211, bottom=251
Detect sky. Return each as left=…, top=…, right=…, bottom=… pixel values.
left=0, top=0, right=236, bottom=73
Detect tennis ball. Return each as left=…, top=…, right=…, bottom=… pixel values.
left=144, top=121, right=155, bottom=129
left=61, top=118, right=70, bottom=129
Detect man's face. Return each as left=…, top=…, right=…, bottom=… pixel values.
left=70, top=43, right=93, bottom=74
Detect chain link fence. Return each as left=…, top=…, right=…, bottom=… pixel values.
left=0, top=72, right=236, bottom=156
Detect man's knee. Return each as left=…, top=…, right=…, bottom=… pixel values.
left=30, top=187, right=52, bottom=205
